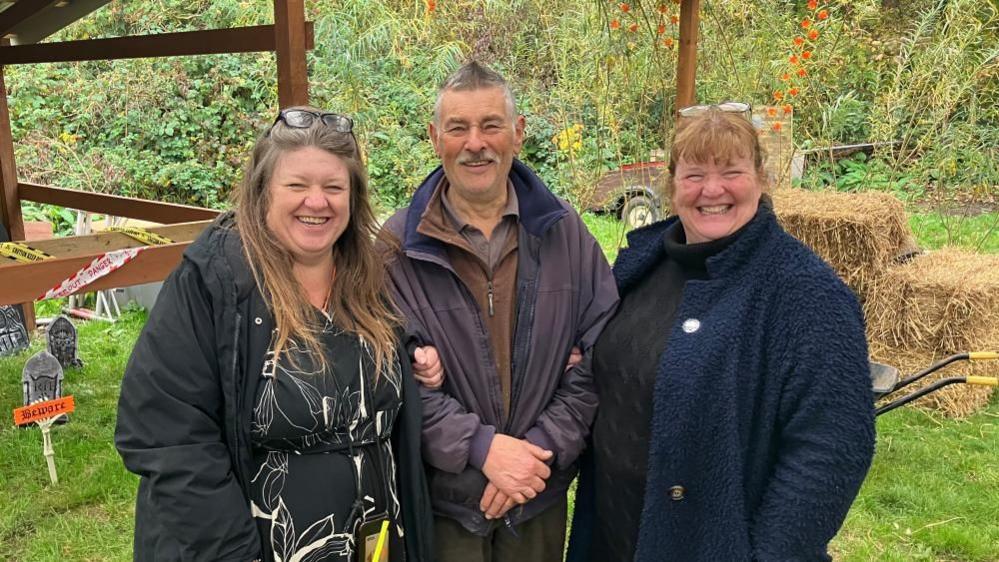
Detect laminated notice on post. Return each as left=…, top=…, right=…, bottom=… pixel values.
left=107, top=226, right=173, bottom=246
left=0, top=242, right=52, bottom=263
left=40, top=247, right=143, bottom=300
left=14, top=396, right=75, bottom=426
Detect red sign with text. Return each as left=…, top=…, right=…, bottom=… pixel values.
left=13, top=396, right=75, bottom=426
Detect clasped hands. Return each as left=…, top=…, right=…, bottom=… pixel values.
left=411, top=345, right=583, bottom=520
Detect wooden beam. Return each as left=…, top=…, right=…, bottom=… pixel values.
left=274, top=0, right=309, bottom=108
left=0, top=62, right=33, bottom=328
left=0, top=69, right=21, bottom=241
left=19, top=183, right=221, bottom=224
left=0, top=23, right=315, bottom=65
left=0, top=220, right=210, bottom=261
left=0, top=242, right=189, bottom=305
left=0, top=1, right=59, bottom=37
left=675, top=0, right=701, bottom=113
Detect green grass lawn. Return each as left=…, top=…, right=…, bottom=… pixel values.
left=0, top=208, right=995, bottom=560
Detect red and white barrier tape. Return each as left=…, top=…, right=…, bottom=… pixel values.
left=40, top=247, right=144, bottom=300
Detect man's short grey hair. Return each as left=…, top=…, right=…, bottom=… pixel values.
left=432, top=61, right=518, bottom=124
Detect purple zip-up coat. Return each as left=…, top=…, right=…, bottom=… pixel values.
left=383, top=160, right=619, bottom=535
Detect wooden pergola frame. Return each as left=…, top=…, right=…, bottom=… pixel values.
left=0, top=0, right=314, bottom=330
left=0, top=0, right=705, bottom=331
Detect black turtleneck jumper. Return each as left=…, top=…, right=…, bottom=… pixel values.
left=588, top=220, right=742, bottom=561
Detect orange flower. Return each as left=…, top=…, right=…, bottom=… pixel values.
left=628, top=23, right=639, bottom=32
left=772, top=122, right=783, bottom=132
left=671, top=15, right=679, bottom=24
left=767, top=107, right=778, bottom=117
left=808, top=0, right=818, bottom=9
left=773, top=90, right=784, bottom=101
left=610, top=19, right=620, bottom=30
left=818, top=9, right=829, bottom=20
left=657, top=24, right=666, bottom=34
left=789, top=54, right=800, bottom=64
left=789, top=87, right=799, bottom=96
left=658, top=4, right=668, bottom=14
left=783, top=103, right=794, bottom=114
left=781, top=72, right=791, bottom=81
left=793, top=36, right=805, bottom=46
left=808, top=29, right=819, bottom=40
left=801, top=18, right=812, bottom=29
left=663, top=37, right=675, bottom=48
left=802, top=50, right=813, bottom=59
left=426, top=0, right=436, bottom=12
left=797, top=67, right=808, bottom=77
left=620, top=3, right=631, bottom=13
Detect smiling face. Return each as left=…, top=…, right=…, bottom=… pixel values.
left=265, top=146, right=351, bottom=267
left=672, top=155, right=762, bottom=244
left=429, top=86, right=525, bottom=205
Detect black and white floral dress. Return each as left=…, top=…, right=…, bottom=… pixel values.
left=249, top=315, right=404, bottom=562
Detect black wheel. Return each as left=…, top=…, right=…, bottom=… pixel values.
left=620, top=195, right=658, bottom=229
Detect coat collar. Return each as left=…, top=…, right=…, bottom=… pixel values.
left=401, top=159, right=567, bottom=259
left=614, top=195, right=778, bottom=294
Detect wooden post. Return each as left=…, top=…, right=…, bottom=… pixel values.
left=273, top=0, right=309, bottom=108
left=0, top=63, right=34, bottom=331
left=675, top=0, right=701, bottom=114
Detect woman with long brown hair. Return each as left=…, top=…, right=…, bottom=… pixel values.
left=115, top=108, right=433, bottom=562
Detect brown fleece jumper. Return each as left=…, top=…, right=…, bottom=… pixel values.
left=415, top=179, right=519, bottom=417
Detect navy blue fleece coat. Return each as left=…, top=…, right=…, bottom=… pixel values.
left=569, top=203, right=875, bottom=561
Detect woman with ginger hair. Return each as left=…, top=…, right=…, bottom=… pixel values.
left=568, top=104, right=874, bottom=561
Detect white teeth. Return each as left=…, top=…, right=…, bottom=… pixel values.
left=699, top=205, right=731, bottom=215
left=298, top=216, right=329, bottom=225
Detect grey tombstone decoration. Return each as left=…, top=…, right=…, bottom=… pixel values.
left=0, top=305, right=29, bottom=357
left=0, top=221, right=30, bottom=357
left=22, top=350, right=67, bottom=423
left=47, top=315, right=83, bottom=369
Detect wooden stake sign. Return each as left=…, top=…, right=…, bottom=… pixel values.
left=13, top=396, right=75, bottom=484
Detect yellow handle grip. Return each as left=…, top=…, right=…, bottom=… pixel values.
left=969, top=352, right=998, bottom=361
left=372, top=520, right=390, bottom=562
left=966, top=376, right=998, bottom=387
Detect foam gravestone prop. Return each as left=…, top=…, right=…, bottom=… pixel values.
left=0, top=222, right=30, bottom=357
left=17, top=351, right=74, bottom=484
left=23, top=351, right=66, bottom=421
left=0, top=305, right=29, bottom=357
left=47, top=315, right=83, bottom=369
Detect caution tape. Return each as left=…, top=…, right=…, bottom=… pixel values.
left=40, top=247, right=144, bottom=300
left=107, top=226, right=173, bottom=246
left=0, top=242, right=52, bottom=263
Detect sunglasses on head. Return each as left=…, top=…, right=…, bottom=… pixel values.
left=678, top=101, right=752, bottom=118
left=268, top=109, right=354, bottom=135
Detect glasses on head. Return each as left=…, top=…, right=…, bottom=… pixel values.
left=268, top=109, right=354, bottom=135
left=678, top=101, right=752, bottom=118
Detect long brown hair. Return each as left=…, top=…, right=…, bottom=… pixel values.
left=233, top=106, right=399, bottom=375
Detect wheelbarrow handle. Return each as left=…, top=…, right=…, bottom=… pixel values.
left=877, top=375, right=999, bottom=416
left=877, top=377, right=967, bottom=416
left=888, top=353, right=969, bottom=394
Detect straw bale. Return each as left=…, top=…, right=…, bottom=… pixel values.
left=865, top=248, right=999, bottom=354
left=869, top=342, right=995, bottom=418
left=771, top=189, right=912, bottom=299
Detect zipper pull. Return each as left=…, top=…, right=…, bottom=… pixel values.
left=487, top=281, right=495, bottom=317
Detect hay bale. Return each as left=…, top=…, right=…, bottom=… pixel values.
left=869, top=342, right=995, bottom=418
left=771, top=189, right=912, bottom=299
left=865, top=248, right=999, bottom=354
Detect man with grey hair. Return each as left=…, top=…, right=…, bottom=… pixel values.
left=381, top=60, right=619, bottom=561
